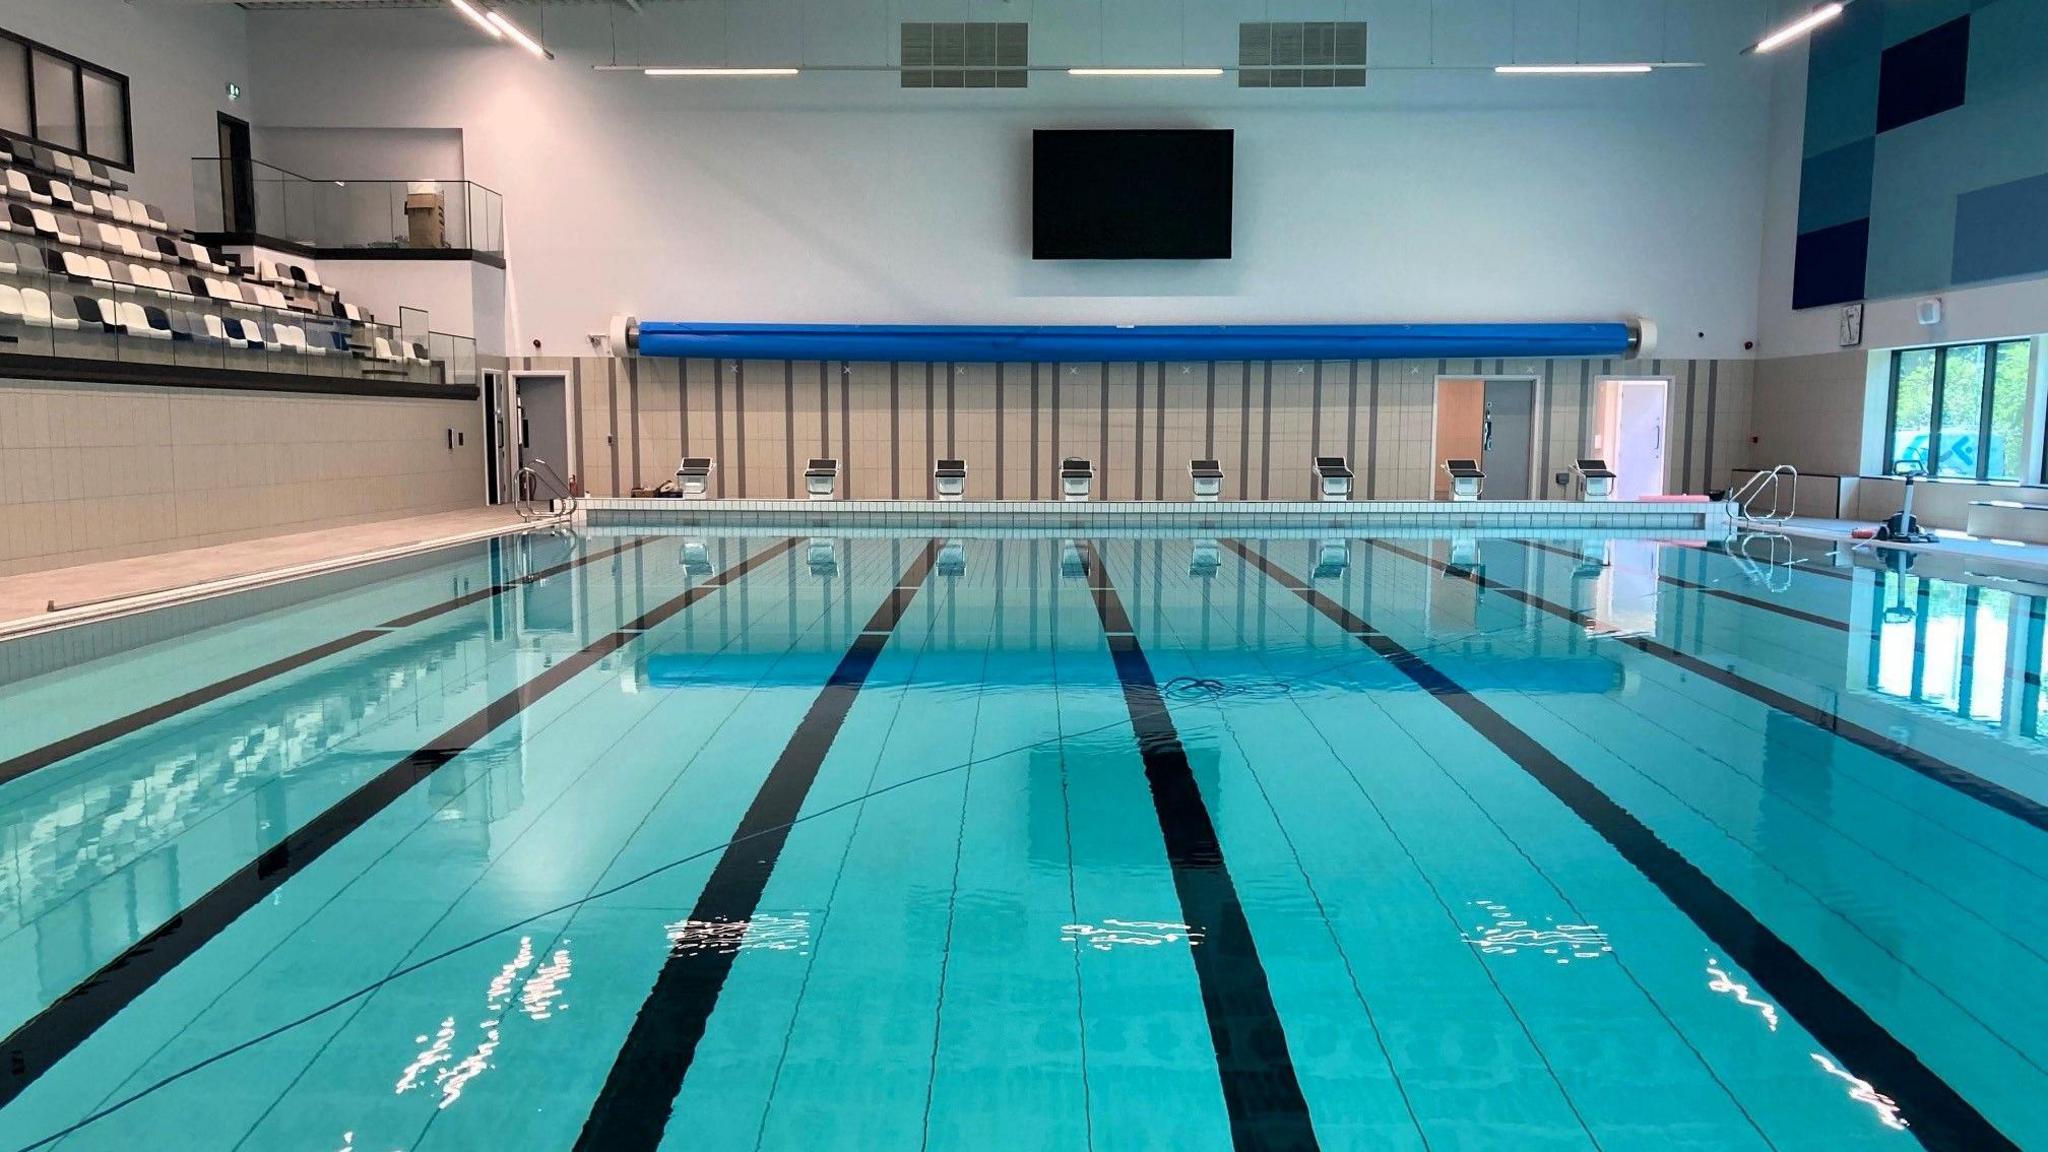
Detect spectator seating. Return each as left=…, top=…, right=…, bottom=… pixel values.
left=0, top=139, right=427, bottom=372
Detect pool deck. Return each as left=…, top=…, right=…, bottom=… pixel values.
left=0, top=506, right=531, bottom=636
left=1779, top=515, right=2048, bottom=576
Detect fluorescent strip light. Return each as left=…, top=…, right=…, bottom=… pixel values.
left=448, top=0, right=501, bottom=39
left=1754, top=3, right=1845, bottom=53
left=1495, top=64, right=1654, bottom=75
left=486, top=9, right=552, bottom=60
left=1067, top=67, right=1224, bottom=77
left=644, top=67, right=801, bottom=77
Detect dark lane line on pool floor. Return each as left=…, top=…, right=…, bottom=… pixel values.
left=1229, top=539, right=2017, bottom=1152
left=575, top=540, right=940, bottom=1152
left=0, top=536, right=796, bottom=1113
left=0, top=534, right=654, bottom=789
left=1081, top=541, right=1320, bottom=1152
left=1451, top=538, right=2048, bottom=836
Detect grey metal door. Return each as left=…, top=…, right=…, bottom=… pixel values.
left=1481, top=379, right=1535, bottom=500
left=515, top=374, right=569, bottom=482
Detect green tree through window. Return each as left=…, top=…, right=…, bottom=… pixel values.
left=1885, top=340, right=2032, bottom=481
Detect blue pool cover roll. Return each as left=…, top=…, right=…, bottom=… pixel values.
left=632, top=321, right=1637, bottom=363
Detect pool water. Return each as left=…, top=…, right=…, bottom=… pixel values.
left=0, top=529, right=2043, bottom=1151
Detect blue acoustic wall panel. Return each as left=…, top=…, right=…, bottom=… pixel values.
left=1793, top=0, right=2048, bottom=307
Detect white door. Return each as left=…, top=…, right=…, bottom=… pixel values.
left=1614, top=381, right=1667, bottom=501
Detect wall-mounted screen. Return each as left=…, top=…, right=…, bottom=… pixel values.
left=1032, top=129, right=1233, bottom=260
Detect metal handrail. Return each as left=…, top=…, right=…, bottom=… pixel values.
left=1732, top=464, right=1799, bottom=524
left=513, top=459, right=577, bottom=522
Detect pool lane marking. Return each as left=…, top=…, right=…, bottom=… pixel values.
left=574, top=540, right=940, bottom=1152
left=0, top=537, right=798, bottom=1112
left=1080, top=542, right=1320, bottom=1152
left=1231, top=539, right=2017, bottom=1152
left=0, top=535, right=654, bottom=789
left=1428, top=538, right=2048, bottom=836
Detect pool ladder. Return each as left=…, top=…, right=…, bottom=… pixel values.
left=513, top=459, right=579, bottom=523
left=1731, top=464, right=1798, bottom=525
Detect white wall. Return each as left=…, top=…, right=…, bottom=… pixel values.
left=0, top=0, right=251, bottom=233
left=242, top=1, right=1784, bottom=359
left=249, top=126, right=465, bottom=180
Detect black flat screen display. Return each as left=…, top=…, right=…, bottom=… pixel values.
left=1032, top=129, right=1233, bottom=260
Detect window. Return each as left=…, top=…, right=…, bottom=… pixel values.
left=0, top=26, right=132, bottom=168
left=1884, top=339, right=2031, bottom=481
left=1239, top=22, right=1367, bottom=87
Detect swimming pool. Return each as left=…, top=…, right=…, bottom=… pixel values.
left=0, top=528, right=2042, bottom=1151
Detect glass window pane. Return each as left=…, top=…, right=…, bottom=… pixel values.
left=1988, top=340, right=2029, bottom=482
left=0, top=39, right=28, bottom=137
left=1890, top=348, right=1936, bottom=470
left=80, top=68, right=125, bottom=165
left=1936, top=344, right=1987, bottom=478
left=31, top=50, right=78, bottom=150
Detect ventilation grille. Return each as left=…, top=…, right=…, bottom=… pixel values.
left=901, top=22, right=1028, bottom=88
left=1239, top=22, right=1366, bottom=87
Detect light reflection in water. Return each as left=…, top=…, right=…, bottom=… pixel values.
left=667, top=912, right=813, bottom=957
left=1812, top=1052, right=1910, bottom=1132
left=1461, top=900, right=1611, bottom=965
left=393, top=933, right=573, bottom=1110
left=1705, top=957, right=1779, bottom=1031
left=1061, top=919, right=1203, bottom=951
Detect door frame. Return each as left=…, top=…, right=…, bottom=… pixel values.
left=217, top=111, right=254, bottom=234
left=510, top=369, right=577, bottom=493
left=481, top=368, right=506, bottom=504
left=1595, top=375, right=1672, bottom=500
left=1429, top=374, right=1544, bottom=500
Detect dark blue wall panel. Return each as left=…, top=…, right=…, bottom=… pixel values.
left=1792, top=218, right=1871, bottom=309
left=1876, top=16, right=1972, bottom=133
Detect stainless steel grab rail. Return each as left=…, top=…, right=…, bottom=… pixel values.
left=1731, top=464, right=1799, bottom=524
left=513, top=459, right=578, bottom=522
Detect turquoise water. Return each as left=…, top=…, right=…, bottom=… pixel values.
left=0, top=529, right=2043, bottom=1151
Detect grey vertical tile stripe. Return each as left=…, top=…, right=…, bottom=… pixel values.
left=1494, top=358, right=1505, bottom=375
left=1237, top=363, right=1250, bottom=501
left=1153, top=360, right=1166, bottom=500
left=945, top=361, right=957, bottom=455
left=1681, top=360, right=1698, bottom=492
left=1204, top=361, right=1217, bottom=458
left=1539, top=358, right=1554, bottom=494
left=604, top=360, right=620, bottom=496
left=995, top=363, right=1006, bottom=499
left=1703, top=360, right=1719, bottom=492
left=818, top=361, right=830, bottom=455
left=1344, top=359, right=1359, bottom=476
left=838, top=361, right=850, bottom=491
left=627, top=358, right=641, bottom=493
left=1259, top=360, right=1273, bottom=500
left=1030, top=363, right=1041, bottom=500
left=783, top=360, right=796, bottom=498
left=1579, top=361, right=1595, bottom=454
left=925, top=363, right=936, bottom=499
left=889, top=363, right=901, bottom=499
left=1364, top=360, right=1379, bottom=498
left=1133, top=362, right=1146, bottom=499
left=711, top=358, right=726, bottom=498
left=1098, top=363, right=1110, bottom=500
left=679, top=358, right=690, bottom=455
left=1051, top=364, right=1062, bottom=495
left=733, top=360, right=748, bottom=498
left=1309, top=361, right=1323, bottom=458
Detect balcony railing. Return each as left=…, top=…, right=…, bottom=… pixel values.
left=192, top=157, right=504, bottom=257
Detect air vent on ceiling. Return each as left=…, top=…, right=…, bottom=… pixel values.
left=901, top=22, right=1028, bottom=88
left=1239, top=21, right=1366, bottom=87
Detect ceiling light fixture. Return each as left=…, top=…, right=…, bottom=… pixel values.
left=448, top=0, right=501, bottom=40
left=1067, top=67, right=1224, bottom=77
left=1752, top=3, right=1846, bottom=53
left=1495, top=63, right=1655, bottom=75
left=644, top=67, right=801, bottom=77
left=486, top=9, right=553, bottom=60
